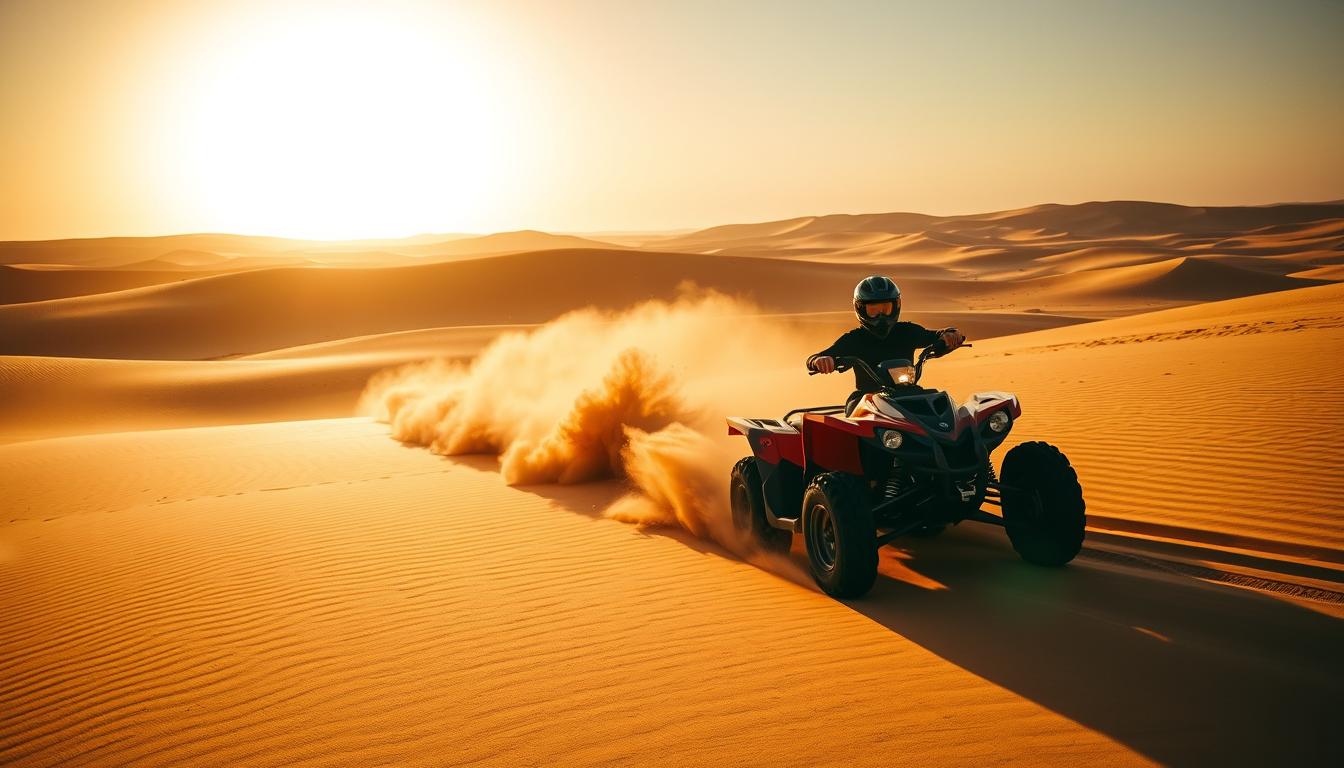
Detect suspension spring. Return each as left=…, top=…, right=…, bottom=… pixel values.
left=884, top=460, right=906, bottom=498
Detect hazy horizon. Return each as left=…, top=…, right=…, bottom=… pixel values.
left=4, top=195, right=1344, bottom=245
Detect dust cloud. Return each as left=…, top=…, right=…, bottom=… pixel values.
left=359, top=290, right=810, bottom=552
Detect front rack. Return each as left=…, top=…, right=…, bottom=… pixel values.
left=782, top=404, right=846, bottom=422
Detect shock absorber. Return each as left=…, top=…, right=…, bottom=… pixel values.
left=884, top=459, right=906, bottom=499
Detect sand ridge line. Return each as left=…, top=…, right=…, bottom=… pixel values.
left=1007, top=313, right=1344, bottom=352
left=243, top=467, right=460, bottom=496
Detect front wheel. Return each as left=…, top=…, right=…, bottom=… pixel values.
left=999, top=441, right=1086, bottom=566
left=803, top=473, right=878, bottom=598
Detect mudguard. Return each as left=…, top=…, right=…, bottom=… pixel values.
left=726, top=417, right=804, bottom=466
left=726, top=416, right=806, bottom=526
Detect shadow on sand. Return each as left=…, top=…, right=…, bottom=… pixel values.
left=859, top=526, right=1343, bottom=767
left=450, top=454, right=1342, bottom=766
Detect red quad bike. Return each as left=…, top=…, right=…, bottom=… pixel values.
left=727, top=340, right=1085, bottom=598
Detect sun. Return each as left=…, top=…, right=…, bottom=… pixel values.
left=149, top=2, right=521, bottom=239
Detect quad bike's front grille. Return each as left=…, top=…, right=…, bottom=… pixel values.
left=940, top=433, right=981, bottom=470
left=892, top=394, right=951, bottom=419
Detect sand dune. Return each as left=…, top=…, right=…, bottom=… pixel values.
left=1015, top=256, right=1328, bottom=306
left=973, top=200, right=1344, bottom=237
left=3, top=243, right=1329, bottom=360
left=0, top=249, right=925, bottom=360
left=391, top=229, right=625, bottom=258
left=0, top=321, right=511, bottom=443
left=4, top=203, right=1344, bottom=766
left=0, top=264, right=231, bottom=304
left=676, top=203, right=1235, bottom=245
left=241, top=310, right=1088, bottom=364
left=925, top=282, right=1344, bottom=553
left=0, top=310, right=1088, bottom=445
left=0, top=229, right=623, bottom=281
left=5, top=282, right=1340, bottom=549
left=6, top=200, right=1338, bottom=279
left=3, top=418, right=1340, bottom=766
left=951, top=278, right=1344, bottom=347
left=1292, top=264, right=1344, bottom=280
left=0, top=233, right=305, bottom=269
left=649, top=201, right=1344, bottom=278
left=3, top=200, right=1337, bottom=360
left=344, top=282, right=1343, bottom=559
left=0, top=355, right=386, bottom=444
left=138, top=249, right=232, bottom=268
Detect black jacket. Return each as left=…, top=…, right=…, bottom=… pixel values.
left=808, top=323, right=942, bottom=393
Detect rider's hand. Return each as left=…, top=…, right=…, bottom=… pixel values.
left=811, top=355, right=836, bottom=374
left=940, top=328, right=966, bottom=350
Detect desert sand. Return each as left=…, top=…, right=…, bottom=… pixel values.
left=3, top=201, right=1343, bottom=766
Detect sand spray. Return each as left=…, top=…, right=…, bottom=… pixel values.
left=359, top=289, right=812, bottom=568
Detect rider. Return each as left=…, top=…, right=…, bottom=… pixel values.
left=807, top=275, right=966, bottom=415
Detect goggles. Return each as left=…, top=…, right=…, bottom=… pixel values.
left=861, top=301, right=896, bottom=318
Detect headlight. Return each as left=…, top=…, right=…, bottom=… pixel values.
left=889, top=365, right=916, bottom=385
left=987, top=410, right=1010, bottom=433
left=882, top=430, right=904, bottom=450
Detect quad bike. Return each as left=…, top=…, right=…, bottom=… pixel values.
left=727, top=340, right=1085, bottom=598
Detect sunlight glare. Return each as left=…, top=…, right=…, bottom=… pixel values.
left=156, top=3, right=517, bottom=239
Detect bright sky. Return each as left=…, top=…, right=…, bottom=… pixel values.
left=1, top=0, right=1342, bottom=240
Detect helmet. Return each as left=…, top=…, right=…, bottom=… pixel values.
left=853, top=275, right=901, bottom=337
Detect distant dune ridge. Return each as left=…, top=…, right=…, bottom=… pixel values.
left=3, top=201, right=1344, bottom=766
left=0, top=229, right=614, bottom=270
left=641, top=199, right=1344, bottom=268
left=1, top=198, right=1341, bottom=449
left=1, top=200, right=1339, bottom=359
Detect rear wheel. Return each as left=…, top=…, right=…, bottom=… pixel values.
left=803, top=472, right=878, bottom=598
left=999, top=441, right=1085, bottom=566
left=730, top=458, right=793, bottom=555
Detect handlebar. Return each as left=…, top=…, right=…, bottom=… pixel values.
left=807, top=330, right=971, bottom=385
